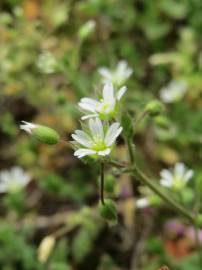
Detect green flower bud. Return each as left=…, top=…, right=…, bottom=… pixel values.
left=150, top=195, right=162, bottom=206
left=146, top=100, right=164, bottom=117
left=78, top=20, right=96, bottom=40
left=99, top=199, right=117, bottom=222
left=154, top=116, right=171, bottom=129
left=20, top=121, right=60, bottom=145
left=104, top=175, right=116, bottom=193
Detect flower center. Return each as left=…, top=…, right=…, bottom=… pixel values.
left=173, top=176, right=184, bottom=190
left=97, top=99, right=115, bottom=114
left=92, top=141, right=107, bottom=151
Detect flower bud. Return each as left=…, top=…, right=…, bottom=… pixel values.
left=154, top=116, right=171, bottom=129
left=146, top=100, right=164, bottom=117
left=99, top=199, right=117, bottom=222
left=20, top=121, right=60, bottom=145
left=78, top=20, right=96, bottom=40
left=38, top=235, right=56, bottom=263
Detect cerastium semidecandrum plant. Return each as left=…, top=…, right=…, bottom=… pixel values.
left=20, top=60, right=202, bottom=265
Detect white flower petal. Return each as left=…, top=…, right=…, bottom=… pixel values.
left=81, top=114, right=98, bottom=120
left=102, top=83, right=115, bottom=103
left=98, top=148, right=111, bottom=156
left=10, top=167, right=31, bottom=185
left=116, top=86, right=127, bottom=100
left=0, top=167, right=31, bottom=192
left=160, top=80, right=187, bottom=103
left=184, top=169, right=194, bottom=182
left=136, top=198, right=149, bottom=208
left=160, top=178, right=173, bottom=187
left=20, top=121, right=37, bottom=134
left=105, top=122, right=122, bottom=146
left=174, top=163, right=186, bottom=179
left=74, top=148, right=96, bottom=158
left=72, top=130, right=93, bottom=148
left=116, top=60, right=133, bottom=84
left=0, top=183, right=7, bottom=193
left=78, top=98, right=100, bottom=112
left=98, top=68, right=112, bottom=80
left=160, top=169, right=173, bottom=187
left=89, top=118, right=104, bottom=140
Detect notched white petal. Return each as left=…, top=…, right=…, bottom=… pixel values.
left=98, top=68, right=112, bottom=80
left=81, top=114, right=98, bottom=120
left=184, top=169, right=194, bottom=182
left=117, top=86, right=127, bottom=100
left=72, top=131, right=93, bottom=148
left=103, top=83, right=114, bottom=103
left=105, top=123, right=122, bottom=146
left=78, top=98, right=99, bottom=112
left=20, top=121, right=37, bottom=134
left=74, top=148, right=96, bottom=158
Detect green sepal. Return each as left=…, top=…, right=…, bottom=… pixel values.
left=33, top=126, right=60, bottom=145
left=99, top=199, right=118, bottom=222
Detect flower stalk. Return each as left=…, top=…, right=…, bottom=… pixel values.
left=100, top=162, right=105, bottom=205
left=130, top=164, right=195, bottom=223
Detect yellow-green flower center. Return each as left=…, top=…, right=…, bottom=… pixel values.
left=92, top=141, right=107, bottom=151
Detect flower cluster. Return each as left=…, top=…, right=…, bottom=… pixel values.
left=20, top=61, right=131, bottom=160
left=71, top=61, right=132, bottom=159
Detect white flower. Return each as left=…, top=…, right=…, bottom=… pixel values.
left=0, top=167, right=31, bottom=193
left=20, top=121, right=37, bottom=134
left=72, top=118, right=122, bottom=159
left=78, top=83, right=127, bottom=120
left=136, top=198, right=150, bottom=209
left=37, top=52, right=57, bottom=74
left=160, top=80, right=187, bottom=103
left=98, top=60, right=133, bottom=86
left=160, top=163, right=193, bottom=190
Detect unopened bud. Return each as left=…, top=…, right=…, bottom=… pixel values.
left=146, top=100, right=164, bottom=117
left=38, top=235, right=56, bottom=263
left=154, top=116, right=171, bottom=128
left=78, top=20, right=96, bottom=40
left=20, top=121, right=60, bottom=145
left=99, top=199, right=117, bottom=222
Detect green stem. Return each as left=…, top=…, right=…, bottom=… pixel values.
left=126, top=138, right=135, bottom=164
left=100, top=162, right=105, bottom=205
left=129, top=164, right=195, bottom=223
left=134, top=110, right=148, bottom=130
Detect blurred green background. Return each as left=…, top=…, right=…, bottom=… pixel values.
left=1, top=0, right=202, bottom=269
